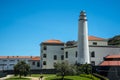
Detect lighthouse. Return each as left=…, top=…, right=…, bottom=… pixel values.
left=78, top=11, right=90, bottom=64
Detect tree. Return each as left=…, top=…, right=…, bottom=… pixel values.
left=54, top=61, right=77, bottom=80
left=76, top=63, right=92, bottom=74
left=108, top=35, right=120, bottom=45
left=14, top=61, right=30, bottom=78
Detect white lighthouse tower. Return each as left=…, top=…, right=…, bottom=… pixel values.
left=78, top=11, right=90, bottom=64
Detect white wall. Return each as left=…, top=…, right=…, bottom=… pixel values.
left=90, top=46, right=120, bottom=65
left=41, top=44, right=64, bottom=69
left=0, top=58, right=31, bottom=70
left=89, top=40, right=108, bottom=46
left=64, top=47, right=78, bottom=64
left=29, top=60, right=40, bottom=70
left=64, top=46, right=120, bottom=66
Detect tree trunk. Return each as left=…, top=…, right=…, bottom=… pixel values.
left=20, top=74, right=21, bottom=78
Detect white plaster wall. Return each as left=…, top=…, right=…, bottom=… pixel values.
left=64, top=46, right=120, bottom=66
left=64, top=47, right=78, bottom=64
left=41, top=45, right=64, bottom=69
left=90, top=46, right=120, bottom=65
left=29, top=61, right=40, bottom=70
left=89, top=40, right=108, bottom=46
left=0, top=58, right=33, bottom=70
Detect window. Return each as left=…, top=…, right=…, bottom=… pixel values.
left=54, top=55, right=57, bottom=60
left=3, top=60, right=7, bottom=62
left=43, top=61, right=46, bottom=65
left=10, top=64, right=14, bottom=66
left=43, top=54, right=46, bottom=58
left=43, top=46, right=47, bottom=50
left=37, top=62, right=40, bottom=67
left=32, top=62, right=35, bottom=65
left=91, top=61, right=95, bottom=66
left=10, top=60, right=15, bottom=62
left=61, top=55, right=64, bottom=60
left=75, top=51, right=78, bottom=58
left=61, top=48, right=64, bottom=50
left=91, top=51, right=95, bottom=57
left=66, top=52, right=68, bottom=58
left=93, top=42, right=97, bottom=45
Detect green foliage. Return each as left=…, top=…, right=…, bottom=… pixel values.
left=14, top=61, right=30, bottom=78
left=76, top=63, right=92, bottom=74
left=54, top=61, right=77, bottom=79
left=108, top=35, right=120, bottom=45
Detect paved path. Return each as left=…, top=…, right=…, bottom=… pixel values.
left=0, top=75, right=45, bottom=80
left=0, top=75, right=13, bottom=80
left=27, top=77, right=45, bottom=80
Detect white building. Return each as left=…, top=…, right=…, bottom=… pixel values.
left=40, top=11, right=120, bottom=69
left=40, top=40, right=64, bottom=69
left=0, top=56, right=40, bottom=71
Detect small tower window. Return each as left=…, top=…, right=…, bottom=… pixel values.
left=66, top=52, right=68, bottom=58
left=54, top=55, right=57, bottom=60
left=91, top=51, right=95, bottom=57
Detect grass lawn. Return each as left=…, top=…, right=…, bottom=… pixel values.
left=5, top=76, right=30, bottom=80
left=6, top=74, right=100, bottom=80
left=31, top=74, right=100, bottom=80
left=45, top=75, right=98, bottom=80
left=31, top=74, right=55, bottom=77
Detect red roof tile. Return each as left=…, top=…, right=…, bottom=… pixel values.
left=88, top=36, right=106, bottom=41
left=105, top=54, right=120, bottom=59
left=100, top=61, right=120, bottom=66
left=43, top=40, right=63, bottom=44
left=31, top=57, right=40, bottom=61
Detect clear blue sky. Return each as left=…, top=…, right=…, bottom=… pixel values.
left=0, top=0, right=120, bottom=56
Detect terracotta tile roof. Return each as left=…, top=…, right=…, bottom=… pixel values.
left=31, top=57, right=40, bottom=61
left=88, top=36, right=106, bottom=41
left=105, top=54, right=120, bottom=59
left=0, top=56, right=39, bottom=59
left=43, top=40, right=63, bottom=44
left=100, top=61, right=120, bottom=66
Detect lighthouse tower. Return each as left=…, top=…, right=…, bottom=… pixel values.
left=78, top=11, right=90, bottom=64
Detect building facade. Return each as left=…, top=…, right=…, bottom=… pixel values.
left=40, top=11, right=120, bottom=69
left=0, top=56, right=40, bottom=71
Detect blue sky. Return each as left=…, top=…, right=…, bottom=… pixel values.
left=0, top=0, right=120, bottom=56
